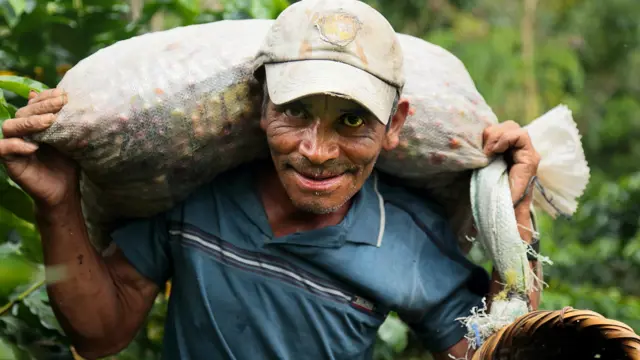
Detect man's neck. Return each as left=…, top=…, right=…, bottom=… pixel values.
left=257, top=162, right=352, bottom=238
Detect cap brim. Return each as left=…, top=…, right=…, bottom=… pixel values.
left=264, top=60, right=397, bottom=124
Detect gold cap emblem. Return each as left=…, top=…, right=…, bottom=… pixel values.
left=315, top=12, right=361, bottom=47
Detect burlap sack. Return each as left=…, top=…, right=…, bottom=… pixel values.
left=31, top=19, right=510, bottom=250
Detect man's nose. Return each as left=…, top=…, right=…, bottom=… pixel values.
left=298, top=123, right=339, bottom=165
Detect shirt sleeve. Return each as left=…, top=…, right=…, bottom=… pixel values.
left=403, top=273, right=487, bottom=353
left=396, top=204, right=491, bottom=354
left=110, top=212, right=173, bottom=288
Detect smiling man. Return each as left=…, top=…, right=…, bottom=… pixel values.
left=0, top=0, right=542, bottom=359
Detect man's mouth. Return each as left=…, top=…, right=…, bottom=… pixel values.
left=297, top=171, right=342, bottom=180
left=289, top=167, right=346, bottom=192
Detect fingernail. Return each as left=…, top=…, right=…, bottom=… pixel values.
left=25, top=142, right=39, bottom=151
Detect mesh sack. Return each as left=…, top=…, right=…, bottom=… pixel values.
left=377, top=33, right=500, bottom=247
left=30, top=19, right=585, bottom=250
left=31, top=20, right=274, bottom=248
left=471, top=307, right=640, bottom=360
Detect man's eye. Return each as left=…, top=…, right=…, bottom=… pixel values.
left=341, top=114, right=364, bottom=128
left=284, top=107, right=306, bottom=118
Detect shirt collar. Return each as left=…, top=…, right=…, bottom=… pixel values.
left=341, top=172, right=385, bottom=247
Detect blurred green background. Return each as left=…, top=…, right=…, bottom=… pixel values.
left=0, top=0, right=639, bottom=359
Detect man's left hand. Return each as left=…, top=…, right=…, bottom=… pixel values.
left=482, top=121, right=543, bottom=311
left=482, top=120, right=541, bottom=209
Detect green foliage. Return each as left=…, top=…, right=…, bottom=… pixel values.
left=1, top=0, right=639, bottom=359
left=375, top=313, right=410, bottom=358
left=0, top=76, right=48, bottom=99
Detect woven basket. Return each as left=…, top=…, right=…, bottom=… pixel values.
left=472, top=307, right=640, bottom=360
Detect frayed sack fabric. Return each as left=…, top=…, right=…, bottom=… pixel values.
left=30, top=19, right=592, bottom=339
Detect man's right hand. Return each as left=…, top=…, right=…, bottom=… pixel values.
left=0, top=88, right=77, bottom=210
left=1, top=89, right=161, bottom=358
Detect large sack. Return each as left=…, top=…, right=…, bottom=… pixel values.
left=33, top=20, right=274, bottom=249
left=31, top=19, right=588, bottom=250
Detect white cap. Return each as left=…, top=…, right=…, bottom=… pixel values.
left=253, top=0, right=404, bottom=124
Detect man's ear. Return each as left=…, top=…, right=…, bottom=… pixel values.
left=382, top=98, right=410, bottom=151
left=260, top=114, right=268, bottom=131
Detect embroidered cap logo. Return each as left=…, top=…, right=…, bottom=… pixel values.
left=315, top=12, right=361, bottom=47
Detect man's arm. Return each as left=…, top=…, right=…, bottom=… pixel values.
left=433, top=121, right=544, bottom=360
left=481, top=120, right=543, bottom=310
left=2, top=90, right=162, bottom=359
left=432, top=207, right=542, bottom=360
left=38, top=198, right=161, bottom=359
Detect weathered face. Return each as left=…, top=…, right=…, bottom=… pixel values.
left=260, top=93, right=408, bottom=214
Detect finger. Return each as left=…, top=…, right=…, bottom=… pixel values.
left=486, top=129, right=531, bottom=156
left=0, top=138, right=39, bottom=158
left=1, top=114, right=56, bottom=138
left=28, top=90, right=38, bottom=102
left=26, top=88, right=65, bottom=105
left=15, top=93, right=67, bottom=118
left=482, top=121, right=521, bottom=154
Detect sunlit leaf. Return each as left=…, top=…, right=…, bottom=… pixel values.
left=0, top=241, right=20, bottom=256
left=376, top=313, right=409, bottom=353
left=0, top=1, right=19, bottom=28
left=0, top=106, right=10, bottom=123
left=0, top=91, right=16, bottom=119
left=4, top=102, right=16, bottom=118
left=0, top=254, right=37, bottom=299
left=0, top=206, right=41, bottom=263
left=250, top=0, right=272, bottom=19
left=0, top=337, right=18, bottom=360
left=0, top=90, right=11, bottom=124
left=176, top=0, right=199, bottom=16
left=0, top=76, right=49, bottom=98
left=270, top=0, right=289, bottom=14
left=0, top=167, right=35, bottom=224
left=8, top=0, right=26, bottom=19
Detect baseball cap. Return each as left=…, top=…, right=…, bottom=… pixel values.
left=253, top=0, right=405, bottom=125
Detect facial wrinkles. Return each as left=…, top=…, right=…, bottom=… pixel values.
left=300, top=118, right=338, bottom=162
left=294, top=118, right=355, bottom=177
left=266, top=96, right=383, bottom=178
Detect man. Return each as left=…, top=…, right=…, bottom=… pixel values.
left=0, top=0, right=541, bottom=359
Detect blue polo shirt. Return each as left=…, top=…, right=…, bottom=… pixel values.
left=112, top=162, right=490, bottom=360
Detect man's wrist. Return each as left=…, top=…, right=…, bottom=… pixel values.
left=514, top=192, right=533, bottom=218
left=35, top=193, right=83, bottom=226
left=514, top=205, right=534, bottom=243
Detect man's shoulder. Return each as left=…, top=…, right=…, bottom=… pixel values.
left=374, top=173, right=450, bottom=232
left=367, top=174, right=489, bottom=313
left=179, top=162, right=259, bottom=203
left=369, top=173, right=465, bottom=257
left=165, top=161, right=261, bottom=222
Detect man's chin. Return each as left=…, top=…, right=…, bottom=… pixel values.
left=280, top=172, right=361, bottom=214
left=290, top=198, right=345, bottom=215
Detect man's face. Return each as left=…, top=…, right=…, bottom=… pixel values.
left=261, top=93, right=407, bottom=214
